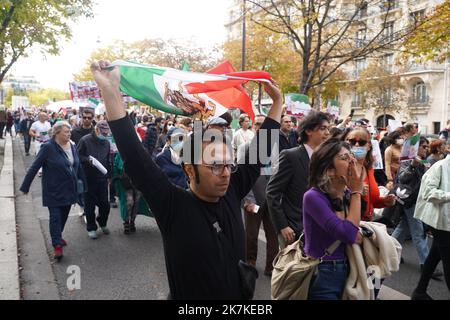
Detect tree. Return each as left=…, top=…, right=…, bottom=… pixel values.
left=223, top=19, right=301, bottom=98
left=403, top=0, right=450, bottom=62
left=247, top=0, right=419, bottom=96
left=0, top=0, right=94, bottom=84
left=27, top=88, right=70, bottom=106
left=349, top=61, right=406, bottom=123
left=74, top=38, right=221, bottom=81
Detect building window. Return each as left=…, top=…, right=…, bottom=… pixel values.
left=356, top=28, right=367, bottom=48
left=383, top=21, right=395, bottom=43
left=359, top=2, right=368, bottom=18
left=410, top=9, right=426, bottom=25
left=351, top=92, right=364, bottom=109
left=381, top=88, right=392, bottom=106
left=412, top=81, right=428, bottom=103
left=355, top=58, right=367, bottom=77
left=433, top=122, right=441, bottom=134
left=382, top=54, right=394, bottom=73
left=380, top=0, right=398, bottom=12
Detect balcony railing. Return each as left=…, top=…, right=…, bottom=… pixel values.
left=351, top=101, right=363, bottom=109
left=380, top=1, right=399, bottom=12
left=408, top=95, right=430, bottom=105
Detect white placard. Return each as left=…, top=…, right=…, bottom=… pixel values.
left=371, top=140, right=384, bottom=170
left=89, top=156, right=108, bottom=175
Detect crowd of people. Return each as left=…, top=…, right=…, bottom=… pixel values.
left=5, top=62, right=450, bottom=300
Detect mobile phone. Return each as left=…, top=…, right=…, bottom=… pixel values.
left=349, top=109, right=355, bottom=119
left=253, top=205, right=260, bottom=213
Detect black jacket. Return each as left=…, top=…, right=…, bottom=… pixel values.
left=108, top=114, right=279, bottom=300
left=77, top=132, right=111, bottom=182
left=71, top=125, right=94, bottom=146
left=266, top=145, right=310, bottom=236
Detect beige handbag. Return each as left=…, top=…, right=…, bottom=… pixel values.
left=271, top=235, right=340, bottom=300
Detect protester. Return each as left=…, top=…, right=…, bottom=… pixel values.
left=427, top=139, right=445, bottom=166
left=384, top=131, right=404, bottom=188
left=113, top=152, right=150, bottom=234
left=241, top=115, right=277, bottom=277
left=391, top=137, right=442, bottom=279
left=343, top=127, right=396, bottom=221
left=233, top=114, right=254, bottom=160
left=5, top=111, right=13, bottom=136
left=19, top=112, right=35, bottom=156
left=303, top=138, right=363, bottom=300
left=77, top=120, right=112, bottom=239
left=20, top=121, right=86, bottom=260
left=279, top=115, right=298, bottom=150
left=266, top=111, right=331, bottom=248
left=91, top=60, right=282, bottom=299
left=0, top=107, right=6, bottom=139
left=438, top=120, right=450, bottom=141
left=155, top=127, right=188, bottom=189
left=29, top=112, right=52, bottom=177
left=155, top=120, right=170, bottom=154
left=136, top=115, right=151, bottom=141
left=71, top=108, right=95, bottom=145
left=412, top=154, right=450, bottom=299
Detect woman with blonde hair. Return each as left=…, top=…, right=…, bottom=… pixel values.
left=20, top=121, right=86, bottom=261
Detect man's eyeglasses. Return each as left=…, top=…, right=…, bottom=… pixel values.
left=83, top=116, right=93, bottom=120
left=200, top=163, right=237, bottom=176
left=347, top=139, right=368, bottom=146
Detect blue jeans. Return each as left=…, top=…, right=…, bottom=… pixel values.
left=308, top=260, right=348, bottom=300
left=48, top=206, right=71, bottom=247
left=392, top=205, right=429, bottom=264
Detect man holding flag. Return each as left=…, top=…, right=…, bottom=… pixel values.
left=91, top=60, right=282, bottom=300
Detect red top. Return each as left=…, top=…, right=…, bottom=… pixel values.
left=362, top=167, right=386, bottom=221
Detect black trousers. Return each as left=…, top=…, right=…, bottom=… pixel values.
left=244, top=202, right=278, bottom=273
left=23, top=134, right=31, bottom=154
left=415, top=227, right=450, bottom=293
left=84, top=180, right=110, bottom=232
left=0, top=122, right=5, bottom=138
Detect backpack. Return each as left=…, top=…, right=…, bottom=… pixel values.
left=271, top=235, right=340, bottom=300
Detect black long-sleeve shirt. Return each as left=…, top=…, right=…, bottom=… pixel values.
left=108, top=115, right=279, bottom=300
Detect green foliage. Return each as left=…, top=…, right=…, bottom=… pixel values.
left=74, top=38, right=221, bottom=81
left=27, top=88, right=70, bottom=106
left=0, top=0, right=94, bottom=83
left=403, top=0, right=450, bottom=62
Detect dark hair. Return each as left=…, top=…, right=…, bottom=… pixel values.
left=429, top=139, right=444, bottom=154
left=404, top=123, right=417, bottom=133
left=82, top=108, right=95, bottom=117
left=344, top=127, right=374, bottom=169
left=309, top=138, right=351, bottom=189
left=330, top=127, right=343, bottom=138
left=419, top=136, right=429, bottom=146
left=386, top=131, right=402, bottom=145
left=297, top=111, right=330, bottom=144
left=180, top=126, right=230, bottom=184
left=219, top=112, right=233, bottom=126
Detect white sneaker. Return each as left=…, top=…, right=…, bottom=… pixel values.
left=88, top=231, right=98, bottom=239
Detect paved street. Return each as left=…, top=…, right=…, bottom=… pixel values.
left=12, top=136, right=450, bottom=300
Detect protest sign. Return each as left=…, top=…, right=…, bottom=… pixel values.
left=371, top=140, right=384, bottom=170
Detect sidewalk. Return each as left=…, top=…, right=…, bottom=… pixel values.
left=0, top=136, right=20, bottom=300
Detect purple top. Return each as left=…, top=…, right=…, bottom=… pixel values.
left=303, top=188, right=359, bottom=261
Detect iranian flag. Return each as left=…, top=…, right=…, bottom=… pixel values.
left=111, top=60, right=272, bottom=120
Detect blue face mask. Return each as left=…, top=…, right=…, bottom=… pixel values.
left=98, top=135, right=109, bottom=140
left=351, top=146, right=367, bottom=160
left=171, top=140, right=183, bottom=152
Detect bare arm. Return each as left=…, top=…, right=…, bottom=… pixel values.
left=91, top=61, right=126, bottom=121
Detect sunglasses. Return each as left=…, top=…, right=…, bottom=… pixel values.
left=347, top=139, right=368, bottom=146
left=83, top=116, right=93, bottom=120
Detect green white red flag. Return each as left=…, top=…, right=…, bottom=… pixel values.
left=111, top=60, right=272, bottom=120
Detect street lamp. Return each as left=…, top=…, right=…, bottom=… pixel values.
left=241, top=0, right=246, bottom=72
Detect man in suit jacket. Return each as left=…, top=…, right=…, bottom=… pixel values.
left=266, top=111, right=331, bottom=248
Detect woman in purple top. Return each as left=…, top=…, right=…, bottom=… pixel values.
left=303, top=138, right=364, bottom=300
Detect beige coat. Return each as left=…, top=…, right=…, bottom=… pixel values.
left=343, top=221, right=402, bottom=300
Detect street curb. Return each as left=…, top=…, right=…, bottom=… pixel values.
left=0, top=136, right=20, bottom=300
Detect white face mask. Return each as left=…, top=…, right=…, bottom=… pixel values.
left=171, top=140, right=183, bottom=152
left=396, top=139, right=404, bottom=145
